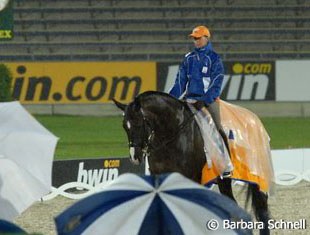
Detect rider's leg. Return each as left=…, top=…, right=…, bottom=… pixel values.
left=206, top=101, right=230, bottom=155
left=206, top=101, right=232, bottom=177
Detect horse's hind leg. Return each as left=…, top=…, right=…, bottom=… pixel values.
left=250, top=184, right=270, bottom=235
left=217, top=177, right=237, bottom=203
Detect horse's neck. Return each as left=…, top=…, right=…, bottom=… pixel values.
left=145, top=105, right=186, bottom=133
left=146, top=104, right=203, bottom=178
left=149, top=111, right=197, bottom=157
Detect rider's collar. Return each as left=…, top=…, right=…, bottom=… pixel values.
left=195, top=42, right=213, bottom=53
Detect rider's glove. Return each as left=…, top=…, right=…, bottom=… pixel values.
left=193, top=101, right=206, bottom=110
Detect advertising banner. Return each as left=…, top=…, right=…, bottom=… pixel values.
left=52, top=157, right=145, bottom=188
left=5, top=62, right=156, bottom=104
left=0, top=0, right=13, bottom=40
left=157, top=61, right=275, bottom=101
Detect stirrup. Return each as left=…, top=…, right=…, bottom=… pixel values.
left=222, top=171, right=231, bottom=178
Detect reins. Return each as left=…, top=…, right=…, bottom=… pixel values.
left=143, top=104, right=198, bottom=155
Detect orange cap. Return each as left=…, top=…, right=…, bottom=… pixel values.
left=189, top=25, right=211, bottom=38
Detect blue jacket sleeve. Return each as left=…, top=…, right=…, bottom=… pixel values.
left=202, top=56, right=224, bottom=105
left=169, top=59, right=188, bottom=98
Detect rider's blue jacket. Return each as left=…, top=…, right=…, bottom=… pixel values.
left=169, top=42, right=224, bottom=105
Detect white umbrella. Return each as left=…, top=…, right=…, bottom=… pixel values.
left=0, top=0, right=10, bottom=11
left=0, top=101, right=58, bottom=221
left=56, top=173, right=252, bottom=235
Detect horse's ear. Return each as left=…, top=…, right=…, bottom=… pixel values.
left=133, top=98, right=141, bottom=112
left=112, top=98, right=127, bottom=111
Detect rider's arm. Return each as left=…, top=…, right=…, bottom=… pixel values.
left=169, top=58, right=188, bottom=98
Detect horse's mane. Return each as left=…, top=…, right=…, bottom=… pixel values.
left=137, top=90, right=175, bottom=99
left=135, top=91, right=184, bottom=106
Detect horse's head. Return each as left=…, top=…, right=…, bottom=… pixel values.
left=114, top=91, right=196, bottom=169
left=113, top=98, right=152, bottom=165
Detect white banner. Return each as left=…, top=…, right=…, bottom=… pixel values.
left=276, top=60, right=310, bottom=101
left=272, top=148, right=310, bottom=185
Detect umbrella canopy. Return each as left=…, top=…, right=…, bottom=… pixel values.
left=0, top=101, right=58, bottom=221
left=56, top=173, right=252, bottom=235
left=0, top=219, right=27, bottom=234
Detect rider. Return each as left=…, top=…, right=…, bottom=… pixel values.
left=168, top=25, right=232, bottom=177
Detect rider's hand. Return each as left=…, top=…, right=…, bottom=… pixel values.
left=193, top=101, right=205, bottom=110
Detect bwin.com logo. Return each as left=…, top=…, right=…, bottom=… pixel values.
left=0, top=0, right=10, bottom=11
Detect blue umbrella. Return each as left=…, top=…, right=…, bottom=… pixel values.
left=55, top=173, right=252, bottom=235
left=0, top=219, right=27, bottom=234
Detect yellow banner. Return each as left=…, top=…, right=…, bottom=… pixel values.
left=5, top=62, right=156, bottom=104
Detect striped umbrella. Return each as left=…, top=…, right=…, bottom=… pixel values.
left=0, top=219, right=27, bottom=234
left=55, top=173, right=252, bottom=235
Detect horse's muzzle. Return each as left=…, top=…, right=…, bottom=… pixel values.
left=129, top=147, right=142, bottom=165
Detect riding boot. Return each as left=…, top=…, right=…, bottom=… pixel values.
left=219, top=128, right=231, bottom=158
left=219, top=128, right=232, bottom=178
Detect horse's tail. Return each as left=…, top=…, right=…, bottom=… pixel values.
left=246, top=183, right=271, bottom=234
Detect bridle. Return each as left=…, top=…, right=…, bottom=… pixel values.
left=127, top=118, right=152, bottom=149
left=127, top=109, right=154, bottom=157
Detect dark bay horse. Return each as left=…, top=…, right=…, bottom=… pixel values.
left=114, top=91, right=270, bottom=235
